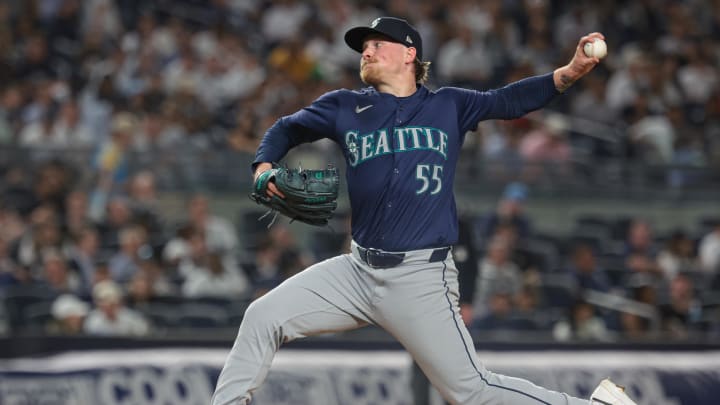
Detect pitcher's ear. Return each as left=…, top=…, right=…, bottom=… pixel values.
left=406, top=47, right=417, bottom=63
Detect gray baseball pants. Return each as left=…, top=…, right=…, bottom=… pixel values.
left=211, top=242, right=589, bottom=405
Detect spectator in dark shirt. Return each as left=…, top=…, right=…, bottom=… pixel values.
left=477, top=182, right=531, bottom=246
left=659, top=273, right=703, bottom=339
left=566, top=243, right=612, bottom=293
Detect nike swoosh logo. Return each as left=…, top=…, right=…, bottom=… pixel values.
left=355, top=104, right=373, bottom=113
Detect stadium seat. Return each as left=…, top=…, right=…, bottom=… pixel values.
left=575, top=215, right=612, bottom=232
left=138, top=303, right=181, bottom=328
left=177, top=303, right=229, bottom=328
left=538, top=273, right=579, bottom=309
left=610, top=216, right=634, bottom=241
left=514, top=236, right=561, bottom=272
left=603, top=268, right=630, bottom=288
left=569, top=223, right=613, bottom=253
left=1, top=286, right=58, bottom=330
left=21, top=301, right=54, bottom=333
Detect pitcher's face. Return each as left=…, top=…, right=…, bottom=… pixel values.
left=360, top=36, right=411, bottom=85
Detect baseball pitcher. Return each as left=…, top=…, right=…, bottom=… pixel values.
left=212, top=17, right=636, bottom=405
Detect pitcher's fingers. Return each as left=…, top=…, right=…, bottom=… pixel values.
left=267, top=182, right=285, bottom=198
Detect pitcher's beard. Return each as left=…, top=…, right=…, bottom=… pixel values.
left=360, top=64, right=379, bottom=85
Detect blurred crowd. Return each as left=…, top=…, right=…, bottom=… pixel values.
left=457, top=182, right=720, bottom=342
left=1, top=1, right=720, bottom=171
left=1, top=0, right=720, bottom=340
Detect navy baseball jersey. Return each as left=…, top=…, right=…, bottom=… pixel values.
left=254, top=73, right=558, bottom=251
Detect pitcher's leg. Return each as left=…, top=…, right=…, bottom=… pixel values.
left=375, top=261, right=588, bottom=405
left=211, top=255, right=372, bottom=405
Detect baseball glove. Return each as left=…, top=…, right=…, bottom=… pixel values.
left=250, top=165, right=340, bottom=226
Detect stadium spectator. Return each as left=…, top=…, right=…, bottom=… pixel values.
left=107, top=225, right=149, bottom=284
left=699, top=222, right=720, bottom=274
left=470, top=289, right=539, bottom=334
left=127, top=171, right=165, bottom=247
left=553, top=300, right=611, bottom=342
left=84, top=279, right=150, bottom=336
left=0, top=85, right=23, bottom=144
left=476, top=181, right=531, bottom=245
left=478, top=118, right=529, bottom=180
left=62, top=190, right=93, bottom=241
left=51, top=99, right=95, bottom=148
left=66, top=225, right=102, bottom=293
left=179, top=230, right=249, bottom=299
left=48, top=293, right=90, bottom=335
left=518, top=112, right=573, bottom=179
left=657, top=230, right=700, bottom=280
left=0, top=202, right=26, bottom=249
left=33, top=160, right=74, bottom=215
left=126, top=259, right=175, bottom=309
left=40, top=250, right=82, bottom=295
left=644, top=55, right=684, bottom=115
left=95, top=195, right=134, bottom=250
left=92, top=111, right=137, bottom=187
left=436, top=24, right=492, bottom=87
left=132, top=110, right=183, bottom=155
left=10, top=207, right=66, bottom=275
left=620, top=273, right=661, bottom=340
left=186, top=194, right=238, bottom=256
left=569, top=70, right=617, bottom=126
left=14, top=34, right=58, bottom=81
left=182, top=251, right=249, bottom=299
left=676, top=40, right=719, bottom=108
left=260, top=0, right=313, bottom=45
left=18, top=103, right=63, bottom=149
left=704, top=90, right=720, bottom=164
left=627, top=105, right=676, bottom=164
left=659, top=273, right=703, bottom=339
left=469, top=236, right=523, bottom=321
left=0, top=0, right=718, bottom=345
left=623, top=219, right=662, bottom=277
left=78, top=74, right=117, bottom=140
left=605, top=48, right=649, bottom=114
left=0, top=237, right=20, bottom=288
left=226, top=109, right=261, bottom=154
left=161, top=224, right=195, bottom=275
left=0, top=235, right=26, bottom=288
left=566, top=243, right=612, bottom=293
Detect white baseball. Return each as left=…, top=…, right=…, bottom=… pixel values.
left=583, top=38, right=607, bottom=59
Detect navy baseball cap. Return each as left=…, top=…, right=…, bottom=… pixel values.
left=345, top=17, right=423, bottom=60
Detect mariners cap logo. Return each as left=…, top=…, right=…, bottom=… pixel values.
left=344, top=16, right=424, bottom=60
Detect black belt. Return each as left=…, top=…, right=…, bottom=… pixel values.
left=356, top=246, right=451, bottom=269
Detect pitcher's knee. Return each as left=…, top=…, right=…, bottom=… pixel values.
left=238, top=295, right=287, bottom=343
left=241, top=296, right=276, bottom=328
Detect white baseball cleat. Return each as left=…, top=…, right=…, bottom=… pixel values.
left=590, top=378, right=637, bottom=405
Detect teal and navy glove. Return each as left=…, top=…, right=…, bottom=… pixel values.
left=250, top=165, right=339, bottom=226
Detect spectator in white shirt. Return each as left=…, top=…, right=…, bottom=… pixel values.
left=699, top=223, right=720, bottom=274
left=187, top=194, right=238, bottom=256
left=84, top=279, right=150, bottom=336
left=179, top=230, right=248, bottom=299
left=51, top=99, right=95, bottom=148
